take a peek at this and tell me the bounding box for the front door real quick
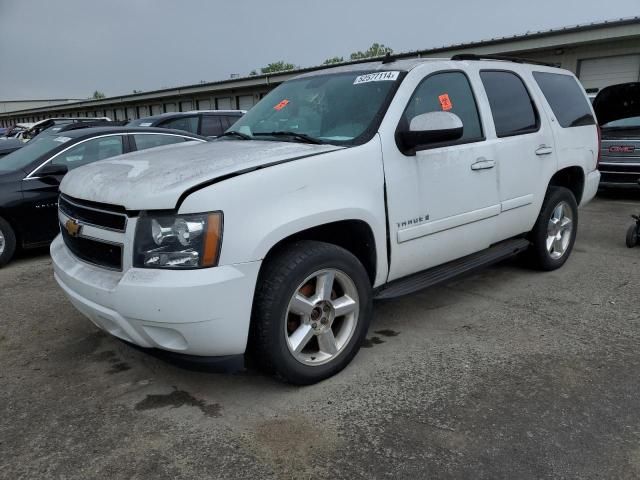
[382,70,501,281]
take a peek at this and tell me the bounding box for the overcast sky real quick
[1,0,638,99]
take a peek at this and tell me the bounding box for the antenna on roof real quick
[381,52,395,64]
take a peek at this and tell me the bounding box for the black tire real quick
[0,216,17,268]
[626,224,639,248]
[527,186,578,271]
[250,240,372,385]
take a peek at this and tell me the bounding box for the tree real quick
[261,61,296,74]
[91,90,106,99]
[349,43,393,60]
[323,56,344,65]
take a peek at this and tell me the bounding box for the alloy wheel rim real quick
[0,230,4,256]
[284,268,359,366]
[546,201,573,260]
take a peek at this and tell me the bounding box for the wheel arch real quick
[548,166,585,204]
[257,219,379,286]
[0,207,21,246]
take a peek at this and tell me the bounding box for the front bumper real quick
[51,235,261,356]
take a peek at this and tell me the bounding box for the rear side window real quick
[402,71,483,144]
[533,72,595,128]
[201,115,224,136]
[224,115,240,130]
[53,136,124,170]
[158,116,199,134]
[133,134,187,151]
[480,71,539,137]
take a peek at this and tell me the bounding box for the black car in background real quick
[593,82,640,188]
[0,125,206,266]
[128,110,244,137]
[22,117,113,140]
[0,138,24,158]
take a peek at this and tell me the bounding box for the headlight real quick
[134,211,223,269]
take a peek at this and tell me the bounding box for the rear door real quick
[157,115,199,135]
[200,115,225,137]
[479,69,558,238]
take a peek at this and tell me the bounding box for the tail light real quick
[596,125,602,168]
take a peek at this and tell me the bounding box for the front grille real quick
[61,226,123,270]
[59,194,127,232]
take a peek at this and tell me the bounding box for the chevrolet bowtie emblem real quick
[65,219,82,237]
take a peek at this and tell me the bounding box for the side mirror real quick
[398,111,464,154]
[38,163,68,177]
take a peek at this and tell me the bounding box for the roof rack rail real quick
[451,53,556,67]
[58,120,115,132]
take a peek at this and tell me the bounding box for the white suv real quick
[51,56,600,384]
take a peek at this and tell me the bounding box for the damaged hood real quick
[60,140,343,210]
[593,82,640,126]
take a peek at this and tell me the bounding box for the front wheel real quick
[0,216,17,268]
[250,240,372,385]
[527,186,578,271]
[627,224,639,248]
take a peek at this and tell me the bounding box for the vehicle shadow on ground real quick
[12,246,50,263]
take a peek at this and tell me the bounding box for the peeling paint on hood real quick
[60,139,344,210]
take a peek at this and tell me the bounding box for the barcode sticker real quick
[353,71,400,85]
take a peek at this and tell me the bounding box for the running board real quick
[374,238,530,300]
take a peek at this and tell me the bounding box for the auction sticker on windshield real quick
[353,71,400,85]
[53,136,72,143]
[274,99,290,111]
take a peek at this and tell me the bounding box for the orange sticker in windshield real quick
[274,99,290,111]
[438,93,453,111]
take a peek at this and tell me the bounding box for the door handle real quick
[471,159,496,171]
[535,145,553,156]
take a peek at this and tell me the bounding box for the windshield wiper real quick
[219,130,252,140]
[253,131,324,145]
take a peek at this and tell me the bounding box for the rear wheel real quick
[250,241,372,385]
[0,216,17,268]
[626,224,639,248]
[527,186,578,271]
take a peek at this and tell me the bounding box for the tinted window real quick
[533,72,595,128]
[603,116,640,128]
[0,134,71,172]
[224,115,240,130]
[159,116,199,134]
[403,71,483,143]
[201,115,224,136]
[53,136,124,170]
[480,71,538,137]
[133,134,188,151]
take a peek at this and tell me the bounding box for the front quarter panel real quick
[179,137,389,286]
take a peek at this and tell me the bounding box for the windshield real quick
[0,134,71,172]
[602,116,640,129]
[228,70,403,145]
